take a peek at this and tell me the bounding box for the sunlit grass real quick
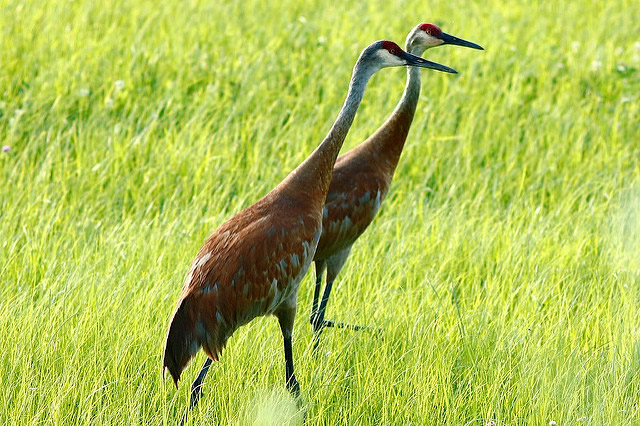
[1,0,639,424]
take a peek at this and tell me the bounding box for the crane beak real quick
[440,32,484,50]
[402,51,458,74]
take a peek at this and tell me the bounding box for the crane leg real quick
[190,358,213,408]
[311,247,350,350]
[311,275,334,351]
[310,246,380,352]
[179,357,213,425]
[310,260,326,324]
[277,305,301,396]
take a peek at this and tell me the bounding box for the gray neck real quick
[363,43,426,168]
[316,61,375,162]
[277,60,377,201]
[394,44,426,117]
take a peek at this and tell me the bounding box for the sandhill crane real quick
[162,40,457,420]
[308,24,482,345]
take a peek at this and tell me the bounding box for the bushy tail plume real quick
[163,297,200,387]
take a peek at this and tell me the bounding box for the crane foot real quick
[310,314,383,352]
[286,374,301,397]
[321,319,381,333]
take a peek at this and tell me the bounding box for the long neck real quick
[365,44,425,172]
[277,61,375,205]
[396,55,423,123]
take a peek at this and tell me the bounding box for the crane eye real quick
[420,23,442,37]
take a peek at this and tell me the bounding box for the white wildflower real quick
[571,41,580,53]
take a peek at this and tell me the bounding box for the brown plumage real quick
[309,24,483,342]
[162,39,457,419]
[163,193,320,382]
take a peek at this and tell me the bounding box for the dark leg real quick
[179,357,213,426]
[309,260,326,324]
[277,306,300,397]
[311,247,380,351]
[190,358,212,408]
[311,276,335,351]
[311,247,350,350]
[283,334,300,396]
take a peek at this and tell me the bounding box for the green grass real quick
[1,0,639,424]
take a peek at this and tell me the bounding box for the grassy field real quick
[1,0,639,424]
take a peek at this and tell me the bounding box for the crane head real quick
[361,40,457,74]
[407,23,484,53]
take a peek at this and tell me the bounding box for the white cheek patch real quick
[415,34,443,50]
[432,37,445,47]
[376,49,404,67]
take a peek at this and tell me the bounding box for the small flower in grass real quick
[115,80,125,91]
[486,421,497,426]
[571,41,580,53]
[79,88,90,97]
[9,109,23,127]
[2,145,10,153]
[549,421,557,426]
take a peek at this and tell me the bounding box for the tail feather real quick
[163,297,201,387]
